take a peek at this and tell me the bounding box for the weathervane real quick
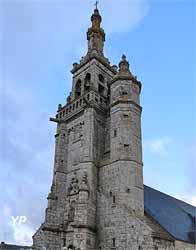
[94,0,99,9]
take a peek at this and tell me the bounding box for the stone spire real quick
[87,6,105,57]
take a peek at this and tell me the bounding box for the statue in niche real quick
[79,172,89,192]
[68,200,76,222]
[68,172,79,195]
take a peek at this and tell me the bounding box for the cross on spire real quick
[94,0,99,9]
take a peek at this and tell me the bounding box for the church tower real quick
[33,6,148,250]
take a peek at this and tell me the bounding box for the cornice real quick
[109,75,142,93]
[71,55,117,75]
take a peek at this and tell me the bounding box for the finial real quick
[91,1,102,28]
[94,0,99,10]
[122,54,126,60]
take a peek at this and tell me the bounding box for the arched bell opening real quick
[84,73,91,92]
[75,79,82,98]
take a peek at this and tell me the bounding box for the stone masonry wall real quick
[175,240,196,250]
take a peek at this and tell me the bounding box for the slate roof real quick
[144,185,196,244]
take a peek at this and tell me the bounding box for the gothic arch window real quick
[75,79,81,98]
[99,74,104,83]
[84,73,91,91]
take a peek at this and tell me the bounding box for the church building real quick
[32,6,195,250]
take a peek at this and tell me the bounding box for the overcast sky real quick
[0,0,195,246]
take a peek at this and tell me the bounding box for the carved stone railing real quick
[57,91,108,121]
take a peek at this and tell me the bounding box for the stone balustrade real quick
[57,91,108,121]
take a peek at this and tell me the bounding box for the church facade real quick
[33,7,195,250]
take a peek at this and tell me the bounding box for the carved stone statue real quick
[68,172,79,195]
[79,172,89,192]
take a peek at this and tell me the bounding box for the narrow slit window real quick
[112,238,116,247]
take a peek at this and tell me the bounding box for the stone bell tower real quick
[33,6,145,250]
